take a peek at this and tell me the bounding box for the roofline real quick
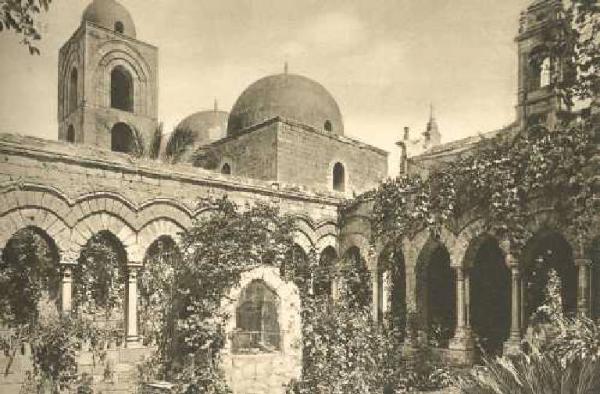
[209,117,388,157]
[0,133,343,206]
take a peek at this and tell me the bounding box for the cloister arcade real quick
[1,183,598,363]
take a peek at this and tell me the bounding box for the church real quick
[0,0,597,393]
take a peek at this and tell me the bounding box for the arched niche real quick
[315,246,337,298]
[111,122,135,153]
[415,238,455,348]
[75,230,128,330]
[521,230,577,327]
[1,226,62,324]
[466,235,510,356]
[111,65,134,112]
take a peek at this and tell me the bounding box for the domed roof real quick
[176,109,228,146]
[227,73,344,136]
[82,0,136,38]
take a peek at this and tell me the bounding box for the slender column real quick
[60,262,75,315]
[576,258,592,317]
[504,256,522,354]
[372,266,383,323]
[450,266,474,356]
[125,263,142,347]
[464,271,471,330]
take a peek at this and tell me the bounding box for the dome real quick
[82,0,136,38]
[165,109,228,164]
[175,110,228,146]
[227,73,344,136]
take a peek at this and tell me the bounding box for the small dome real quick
[82,0,136,38]
[175,110,228,146]
[228,73,344,136]
[165,109,228,164]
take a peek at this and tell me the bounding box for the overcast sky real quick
[0,0,532,172]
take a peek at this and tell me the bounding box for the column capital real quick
[60,260,78,268]
[127,262,143,270]
[452,265,465,279]
[505,253,519,269]
[575,258,592,267]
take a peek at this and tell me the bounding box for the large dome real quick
[227,73,344,136]
[82,0,136,38]
[176,110,228,146]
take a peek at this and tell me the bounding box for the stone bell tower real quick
[57,0,158,154]
[515,0,566,129]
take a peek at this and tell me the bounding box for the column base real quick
[503,335,522,355]
[447,329,476,366]
[125,336,143,348]
[449,328,475,350]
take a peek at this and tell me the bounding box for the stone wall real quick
[210,118,388,196]
[208,122,279,181]
[0,132,340,392]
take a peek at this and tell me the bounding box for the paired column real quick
[449,266,473,350]
[576,258,592,317]
[504,254,522,354]
[125,263,142,347]
[60,261,76,315]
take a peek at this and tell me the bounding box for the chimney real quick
[403,126,410,141]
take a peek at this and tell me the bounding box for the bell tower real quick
[57,0,158,154]
[515,0,566,129]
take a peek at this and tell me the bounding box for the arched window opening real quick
[324,120,332,132]
[111,66,134,112]
[540,57,551,87]
[221,163,231,175]
[1,227,61,324]
[522,230,577,326]
[333,162,345,192]
[469,236,510,356]
[528,48,550,91]
[315,246,337,298]
[340,247,371,309]
[233,279,280,353]
[67,125,75,143]
[115,21,124,34]
[111,122,135,153]
[69,67,78,113]
[140,236,181,345]
[75,231,127,328]
[282,244,310,292]
[416,239,455,348]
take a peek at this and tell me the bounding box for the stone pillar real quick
[60,261,76,315]
[125,263,142,347]
[504,258,522,354]
[449,266,474,364]
[576,258,592,317]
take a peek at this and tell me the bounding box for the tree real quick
[0,0,52,55]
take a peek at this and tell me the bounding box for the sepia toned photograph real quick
[1,0,600,393]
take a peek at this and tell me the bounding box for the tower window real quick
[69,67,78,113]
[111,66,134,112]
[115,21,124,34]
[221,163,231,175]
[333,162,345,192]
[324,120,332,132]
[67,125,75,143]
[540,57,551,88]
[233,280,280,353]
[111,122,135,153]
[527,47,551,91]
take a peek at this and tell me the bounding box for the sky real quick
[0,0,532,172]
